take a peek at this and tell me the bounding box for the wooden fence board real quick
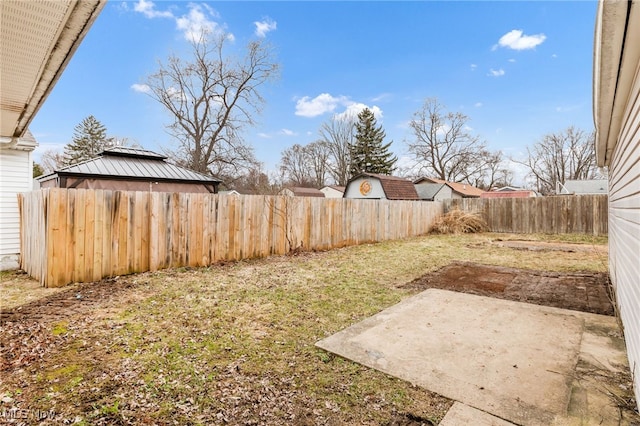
[443,195,608,236]
[21,189,445,287]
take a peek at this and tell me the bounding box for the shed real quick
[414,183,455,201]
[344,173,419,200]
[37,147,221,193]
[0,0,105,270]
[414,177,484,198]
[320,185,345,198]
[593,0,640,406]
[279,187,325,197]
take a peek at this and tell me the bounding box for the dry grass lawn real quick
[0,233,609,425]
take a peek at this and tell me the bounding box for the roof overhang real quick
[0,0,105,147]
[593,0,640,167]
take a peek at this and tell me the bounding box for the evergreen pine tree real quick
[349,108,397,177]
[63,115,109,165]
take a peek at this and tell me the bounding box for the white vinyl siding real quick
[0,148,32,267]
[608,55,640,404]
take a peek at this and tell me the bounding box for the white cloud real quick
[257,133,271,139]
[470,64,477,71]
[294,94,384,122]
[131,83,151,94]
[551,53,558,59]
[176,4,220,42]
[496,29,546,51]
[280,128,297,136]
[371,93,392,102]
[508,58,516,63]
[132,1,228,43]
[295,93,349,117]
[254,18,277,38]
[335,103,383,122]
[133,0,173,19]
[474,102,483,108]
[488,68,505,77]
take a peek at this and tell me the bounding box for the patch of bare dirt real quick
[402,262,614,316]
[1,276,149,324]
[493,239,609,254]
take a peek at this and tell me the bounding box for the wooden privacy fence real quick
[19,188,443,287]
[443,195,608,235]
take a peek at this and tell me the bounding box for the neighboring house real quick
[344,173,419,200]
[38,147,221,193]
[0,0,105,270]
[0,132,37,270]
[279,187,325,197]
[558,179,608,195]
[481,190,536,199]
[414,183,456,202]
[593,0,640,405]
[320,185,345,198]
[414,177,485,198]
[219,189,241,196]
[492,186,524,192]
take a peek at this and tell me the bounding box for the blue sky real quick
[30,1,598,184]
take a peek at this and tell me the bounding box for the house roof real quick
[353,173,419,200]
[414,177,484,198]
[493,186,525,192]
[327,185,346,193]
[285,187,325,197]
[481,190,536,198]
[37,147,221,184]
[415,183,446,200]
[560,180,608,195]
[0,0,105,143]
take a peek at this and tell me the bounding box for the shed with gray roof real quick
[37,147,221,193]
[414,183,457,201]
[558,179,608,195]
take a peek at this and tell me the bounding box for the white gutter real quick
[0,130,38,151]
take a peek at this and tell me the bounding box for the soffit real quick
[0,0,104,139]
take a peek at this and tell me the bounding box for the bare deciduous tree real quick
[408,98,491,184]
[515,126,597,194]
[318,115,355,186]
[231,164,280,195]
[278,140,331,187]
[40,149,66,173]
[467,150,514,190]
[279,144,314,187]
[145,32,279,176]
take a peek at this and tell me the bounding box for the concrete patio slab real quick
[439,402,516,426]
[316,289,627,425]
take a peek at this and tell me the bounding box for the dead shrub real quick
[430,209,488,234]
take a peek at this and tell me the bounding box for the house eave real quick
[593,0,639,167]
[0,0,106,139]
